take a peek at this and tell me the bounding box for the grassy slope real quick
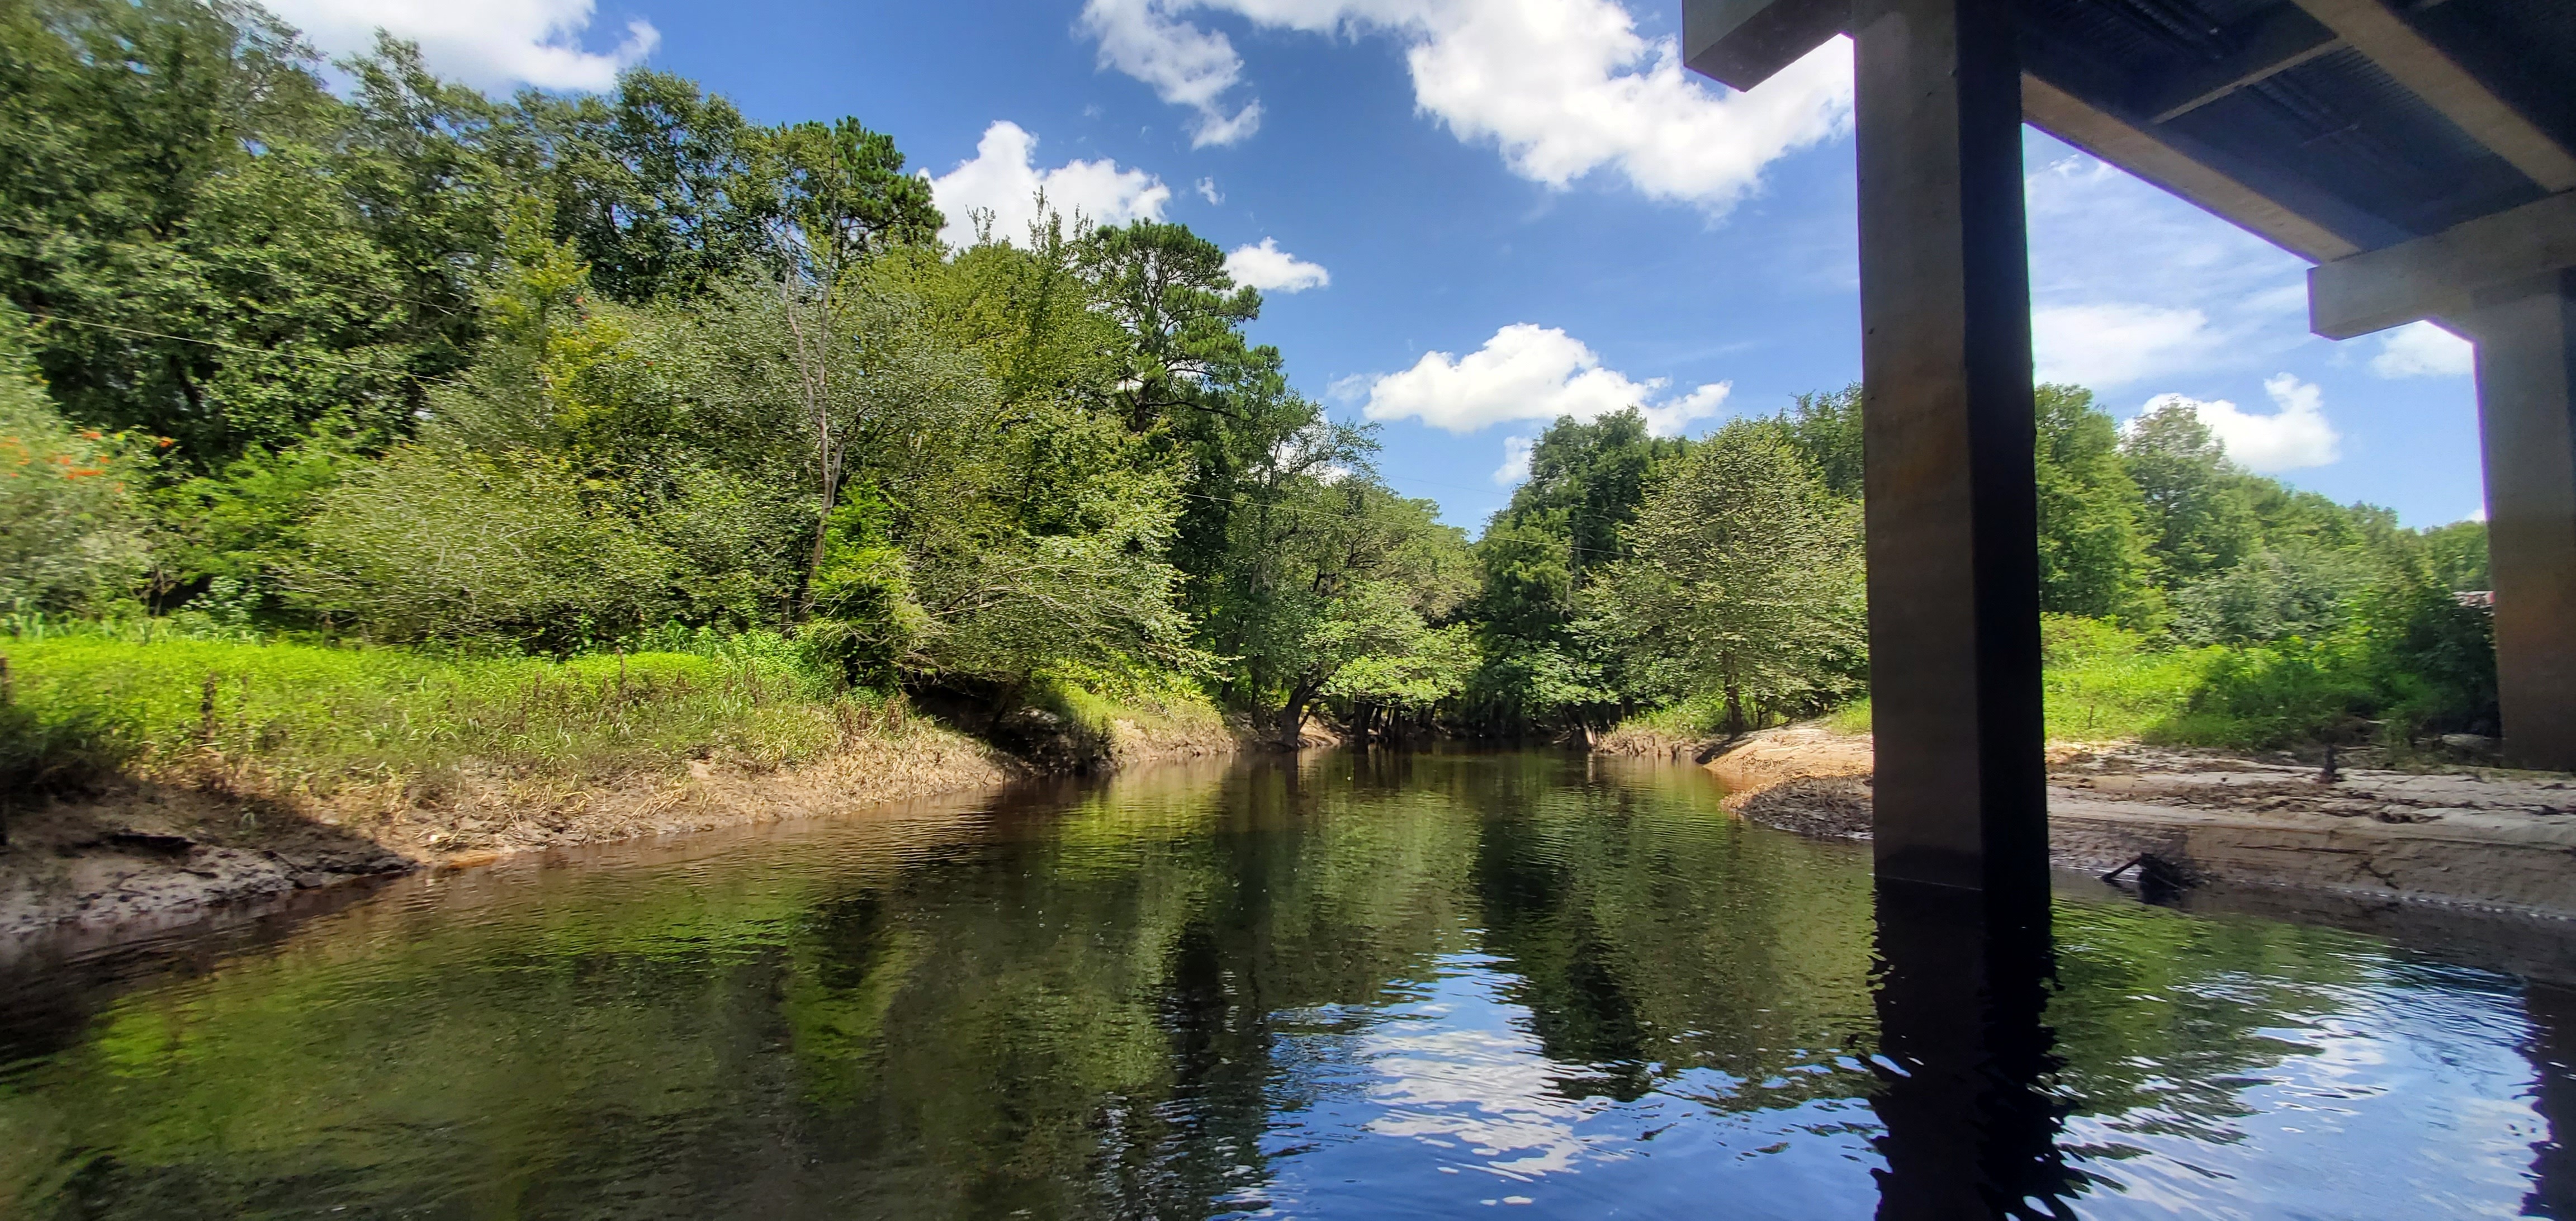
[4,631,889,800]
[1646,617,2305,748]
[3,629,1236,805]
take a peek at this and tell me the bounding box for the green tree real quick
[1594,422,1864,733]
[755,117,942,280]
[515,70,773,304]
[1464,409,1682,730]
[1204,424,1473,744]
[2120,401,2260,585]
[2033,384,2154,622]
[1777,383,1863,498]
[0,3,505,464]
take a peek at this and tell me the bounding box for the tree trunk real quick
[1722,652,1746,737]
[1276,690,1313,750]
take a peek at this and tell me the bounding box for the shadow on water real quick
[1867,879,2077,1220]
[1,749,2574,1219]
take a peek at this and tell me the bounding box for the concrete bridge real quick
[1688,0,2576,899]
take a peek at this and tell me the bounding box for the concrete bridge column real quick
[1852,0,2049,898]
[2471,274,2576,772]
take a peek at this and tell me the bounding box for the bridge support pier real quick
[1853,0,2049,901]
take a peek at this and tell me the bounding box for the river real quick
[2,750,2570,1218]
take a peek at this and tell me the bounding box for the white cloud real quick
[924,122,1172,250]
[2139,373,2342,473]
[1085,0,1853,211]
[1195,176,1224,204]
[1494,434,1535,485]
[1223,238,1330,292]
[2033,303,2222,390]
[2023,147,2311,387]
[260,0,656,91]
[1078,0,1264,146]
[1360,323,1729,436]
[2370,321,2475,378]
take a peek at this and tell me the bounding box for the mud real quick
[1694,726,2576,918]
[3,720,1243,940]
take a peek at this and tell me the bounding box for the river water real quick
[2,750,2572,1219]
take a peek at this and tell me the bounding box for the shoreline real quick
[1679,725,2576,919]
[0,720,1242,941]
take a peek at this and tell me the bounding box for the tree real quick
[1777,383,1864,499]
[2033,384,2154,622]
[1594,423,1864,734]
[1200,422,1473,744]
[756,117,941,281]
[1464,409,1682,731]
[2120,401,2260,585]
[0,3,505,464]
[1076,220,1261,433]
[517,70,772,304]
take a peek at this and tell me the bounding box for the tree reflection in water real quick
[0,750,2566,1219]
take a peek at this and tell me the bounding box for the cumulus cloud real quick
[2034,303,2223,390]
[1360,323,1730,436]
[1494,435,1536,485]
[2139,373,2341,473]
[261,0,656,91]
[1078,0,1264,146]
[1083,0,1853,211]
[1196,176,1224,204]
[2370,321,2475,378]
[924,122,1172,249]
[2023,148,2312,386]
[1223,238,1330,292]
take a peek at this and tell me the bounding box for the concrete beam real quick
[2024,74,2362,263]
[2469,275,2576,773]
[1683,0,1846,92]
[1854,0,2048,893]
[2310,190,2576,339]
[2289,0,2576,192]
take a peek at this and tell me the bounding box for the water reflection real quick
[2528,982,2576,1219]
[0,751,2568,1219]
[1868,879,2077,1219]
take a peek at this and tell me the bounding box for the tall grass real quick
[1802,614,2461,750]
[0,626,899,798]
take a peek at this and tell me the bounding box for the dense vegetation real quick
[0,0,2495,796]
[0,0,1472,776]
[1486,387,2496,751]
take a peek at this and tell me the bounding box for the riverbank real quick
[0,715,1253,940]
[0,633,1243,938]
[1682,724,2576,917]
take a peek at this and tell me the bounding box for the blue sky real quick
[272,0,2488,532]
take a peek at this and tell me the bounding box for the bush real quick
[0,352,149,613]
[291,447,679,649]
[2157,636,2376,748]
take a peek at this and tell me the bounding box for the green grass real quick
[1027,661,1228,755]
[1701,617,2340,748]
[2038,616,2229,743]
[1,626,892,798]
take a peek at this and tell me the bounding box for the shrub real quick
[290,447,678,649]
[0,352,149,613]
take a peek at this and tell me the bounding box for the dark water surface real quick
[4,751,2574,1218]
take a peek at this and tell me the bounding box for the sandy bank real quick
[3,721,1240,940]
[1685,726,2576,918]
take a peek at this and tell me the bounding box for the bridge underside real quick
[1689,0,2576,901]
